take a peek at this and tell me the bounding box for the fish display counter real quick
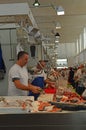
[0,96,86,129]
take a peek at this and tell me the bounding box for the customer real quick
[8,51,41,96]
[68,67,75,88]
[28,60,47,100]
[74,65,85,95]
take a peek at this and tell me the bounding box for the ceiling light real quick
[55,39,59,43]
[33,0,40,7]
[56,22,61,29]
[55,32,60,37]
[56,6,65,15]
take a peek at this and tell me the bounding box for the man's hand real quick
[28,84,42,94]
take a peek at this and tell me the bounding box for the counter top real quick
[0,112,86,130]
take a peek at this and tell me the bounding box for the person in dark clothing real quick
[0,44,6,79]
[0,44,6,73]
[68,67,75,88]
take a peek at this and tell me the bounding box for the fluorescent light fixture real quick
[33,0,40,7]
[57,66,68,69]
[56,22,61,29]
[55,39,59,43]
[55,32,60,39]
[57,6,65,15]
[57,59,67,62]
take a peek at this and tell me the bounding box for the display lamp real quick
[33,0,40,7]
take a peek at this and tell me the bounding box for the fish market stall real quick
[0,95,86,130]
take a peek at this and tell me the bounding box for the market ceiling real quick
[0,0,86,44]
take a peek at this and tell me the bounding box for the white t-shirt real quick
[8,64,29,96]
[31,69,47,81]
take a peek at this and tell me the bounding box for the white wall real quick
[0,28,17,95]
[57,42,76,59]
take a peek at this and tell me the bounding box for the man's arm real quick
[14,79,41,93]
